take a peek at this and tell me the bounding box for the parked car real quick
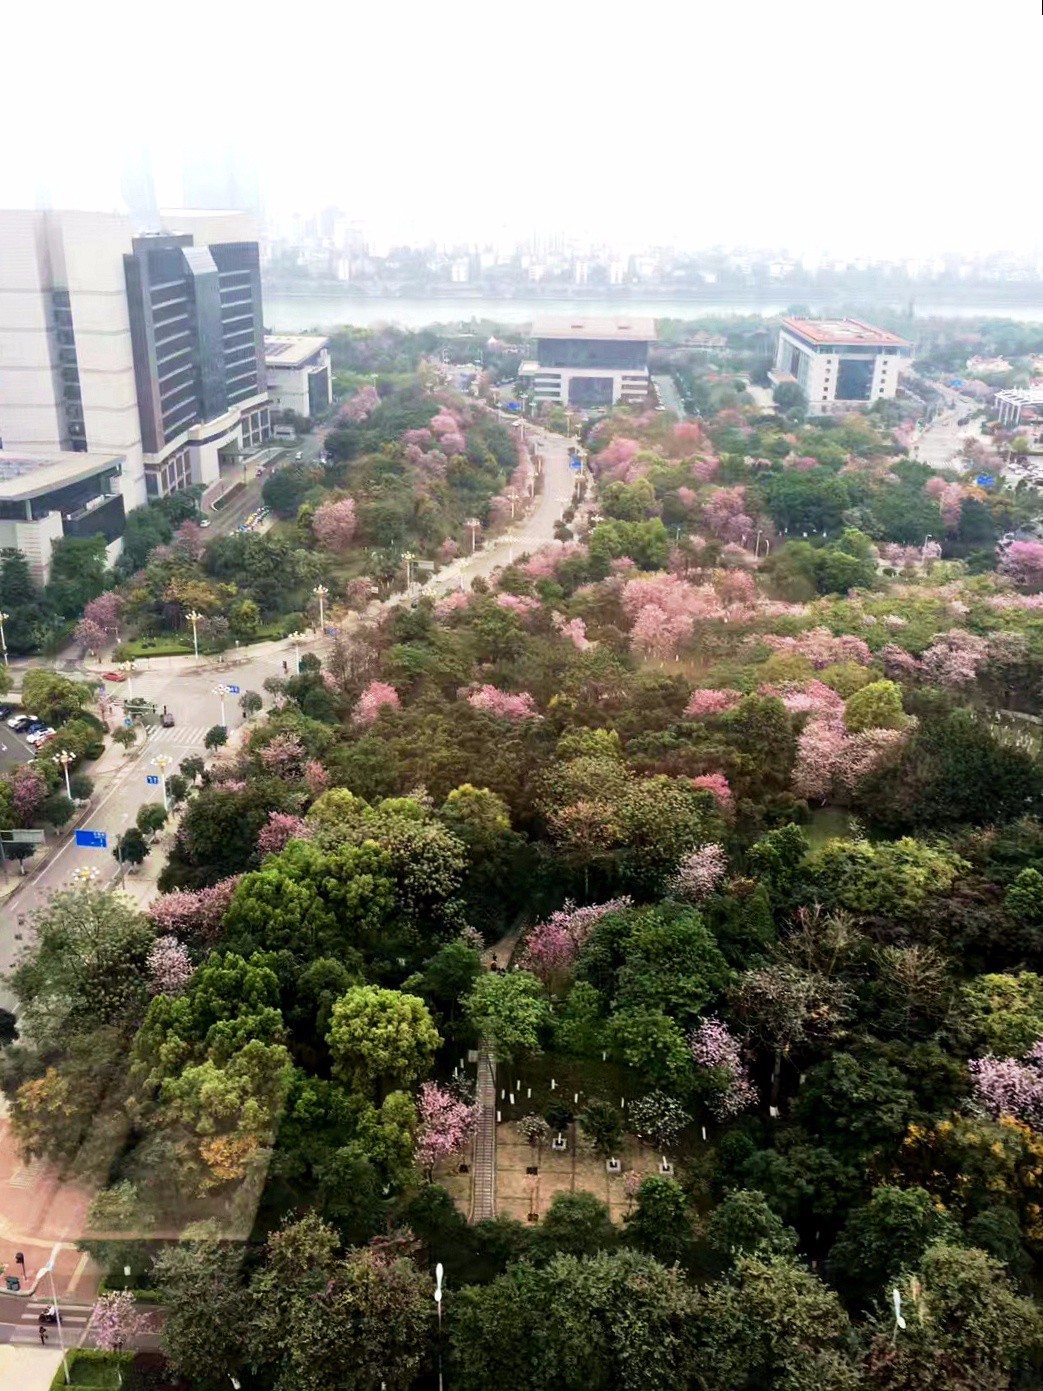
[102,670,126,682]
[26,728,54,746]
[161,710,175,728]
[199,518,211,528]
[8,713,33,731]
[0,705,13,721]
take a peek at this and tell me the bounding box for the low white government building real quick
[521,316,654,408]
[264,335,333,419]
[771,317,911,415]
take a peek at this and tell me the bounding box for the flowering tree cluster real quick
[88,1291,146,1352]
[520,897,632,986]
[690,1018,757,1118]
[465,685,539,721]
[414,1082,479,1172]
[146,935,194,996]
[518,540,583,581]
[592,436,641,482]
[701,486,754,544]
[759,680,845,719]
[353,680,401,726]
[794,715,908,802]
[496,592,541,618]
[669,844,728,901]
[257,811,313,857]
[690,774,734,813]
[11,763,47,823]
[552,613,592,650]
[920,628,990,686]
[341,384,381,422]
[434,590,471,619]
[258,733,307,779]
[148,876,241,945]
[304,759,329,797]
[312,496,358,553]
[761,628,872,668]
[969,1042,1043,1126]
[74,589,124,653]
[685,688,742,718]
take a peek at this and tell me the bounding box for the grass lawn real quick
[52,1351,132,1390]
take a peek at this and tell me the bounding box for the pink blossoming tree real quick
[257,811,313,857]
[969,1042,1043,1126]
[88,1291,146,1352]
[312,497,357,553]
[353,681,401,726]
[258,733,307,779]
[148,877,241,946]
[147,936,194,995]
[414,1082,479,1174]
[466,685,539,720]
[690,1018,757,1118]
[670,844,728,901]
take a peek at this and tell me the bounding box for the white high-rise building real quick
[770,317,912,416]
[0,209,147,510]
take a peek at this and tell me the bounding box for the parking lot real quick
[0,703,49,779]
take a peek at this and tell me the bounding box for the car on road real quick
[102,670,126,682]
[199,518,211,528]
[161,710,175,727]
[294,451,303,462]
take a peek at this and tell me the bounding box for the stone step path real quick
[470,1046,497,1223]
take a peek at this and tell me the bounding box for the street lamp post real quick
[289,632,303,675]
[312,584,329,634]
[402,552,415,591]
[152,754,172,812]
[120,660,135,701]
[53,749,74,800]
[40,1260,69,1384]
[212,684,231,728]
[72,866,100,887]
[434,1261,444,1391]
[465,517,481,554]
[506,489,518,520]
[0,609,8,666]
[186,609,203,660]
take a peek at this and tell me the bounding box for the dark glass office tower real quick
[123,234,265,456]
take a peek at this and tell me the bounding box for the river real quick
[262,290,1043,332]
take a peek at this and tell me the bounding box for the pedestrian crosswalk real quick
[4,1296,92,1346]
[145,723,214,751]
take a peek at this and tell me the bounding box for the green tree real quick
[239,690,263,719]
[327,986,440,1096]
[537,1191,618,1259]
[136,802,168,837]
[204,725,228,750]
[704,1189,799,1267]
[963,972,1043,1056]
[578,1099,624,1158]
[466,970,552,1060]
[828,1185,961,1306]
[625,1175,692,1265]
[20,669,91,727]
[843,679,908,733]
[153,1241,251,1389]
[114,827,149,866]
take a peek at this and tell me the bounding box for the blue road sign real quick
[976,474,996,488]
[124,717,133,727]
[569,459,583,472]
[146,774,160,786]
[227,685,241,695]
[75,829,108,849]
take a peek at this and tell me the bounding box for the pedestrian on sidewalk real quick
[39,1325,47,1345]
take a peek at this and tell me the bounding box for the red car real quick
[101,671,127,682]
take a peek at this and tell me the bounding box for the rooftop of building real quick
[0,450,123,501]
[995,385,1043,404]
[532,316,657,342]
[264,334,330,368]
[782,317,911,348]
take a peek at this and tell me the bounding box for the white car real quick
[199,518,211,529]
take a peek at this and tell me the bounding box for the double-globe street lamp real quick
[0,609,8,666]
[186,608,204,660]
[312,584,329,634]
[52,749,74,800]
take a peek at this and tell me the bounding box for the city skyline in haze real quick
[6,0,1039,261]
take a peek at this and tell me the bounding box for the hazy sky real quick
[5,0,1040,258]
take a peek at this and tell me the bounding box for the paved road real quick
[652,373,686,418]
[0,417,576,1001]
[0,1297,92,1349]
[911,383,990,472]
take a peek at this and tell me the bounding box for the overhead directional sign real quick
[227,685,241,695]
[0,828,44,844]
[146,774,160,786]
[75,829,108,849]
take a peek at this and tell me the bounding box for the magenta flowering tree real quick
[792,717,848,803]
[629,605,694,660]
[519,897,632,987]
[402,427,433,447]
[691,773,733,813]
[257,811,313,857]
[312,497,357,554]
[592,436,641,480]
[414,1082,479,1174]
[11,763,48,823]
[552,614,592,651]
[762,628,872,668]
[73,616,109,655]
[1000,540,1043,589]
[304,759,329,797]
[759,680,845,719]
[881,644,922,681]
[429,409,461,436]
[341,384,381,422]
[496,592,540,618]
[89,1291,146,1352]
[701,486,754,544]
[83,590,124,636]
[920,629,989,686]
[353,680,401,726]
[438,538,459,563]
[148,877,241,946]
[466,685,539,721]
[685,688,742,718]
[439,430,467,456]
[670,844,728,902]
[146,935,194,996]
[690,1018,757,1118]
[969,1042,1043,1126]
[258,733,307,779]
